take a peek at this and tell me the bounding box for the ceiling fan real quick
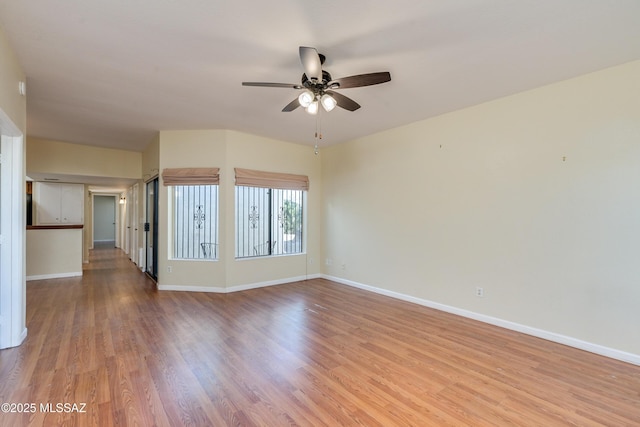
[242,46,391,114]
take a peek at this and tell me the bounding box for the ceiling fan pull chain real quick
[314,114,322,155]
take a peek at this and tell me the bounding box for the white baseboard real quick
[158,273,322,293]
[323,274,640,366]
[27,272,83,281]
[1,327,28,350]
[19,327,28,345]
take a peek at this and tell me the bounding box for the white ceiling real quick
[1,0,639,154]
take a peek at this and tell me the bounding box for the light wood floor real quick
[1,246,639,426]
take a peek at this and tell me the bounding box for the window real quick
[163,167,219,260]
[173,185,219,259]
[235,186,303,258]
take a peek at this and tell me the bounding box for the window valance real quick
[162,168,219,186]
[234,168,309,191]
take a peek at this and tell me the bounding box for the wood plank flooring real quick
[1,245,639,426]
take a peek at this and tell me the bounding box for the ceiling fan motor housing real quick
[301,70,333,95]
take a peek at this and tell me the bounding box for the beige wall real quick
[322,60,640,356]
[142,134,160,181]
[27,137,141,179]
[157,130,322,290]
[0,26,26,132]
[26,229,83,279]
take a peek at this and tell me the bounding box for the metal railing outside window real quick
[173,185,218,259]
[235,186,303,258]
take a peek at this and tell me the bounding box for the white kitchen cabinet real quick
[34,182,84,225]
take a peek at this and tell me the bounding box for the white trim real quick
[18,327,27,343]
[158,273,322,293]
[227,274,321,292]
[0,136,10,349]
[27,272,83,281]
[138,246,147,271]
[158,284,227,293]
[0,111,26,349]
[323,274,640,367]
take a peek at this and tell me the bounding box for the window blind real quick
[234,168,309,191]
[162,168,219,186]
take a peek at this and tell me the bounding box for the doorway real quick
[93,195,116,247]
[145,178,158,281]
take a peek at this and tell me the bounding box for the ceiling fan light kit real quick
[242,46,391,115]
[320,94,337,112]
[307,101,319,115]
[298,90,337,114]
[298,90,314,108]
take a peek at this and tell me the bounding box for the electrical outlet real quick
[326,258,333,266]
[476,287,484,297]
[167,266,172,273]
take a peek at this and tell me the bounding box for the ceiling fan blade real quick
[299,46,322,81]
[242,82,303,89]
[326,91,360,111]
[282,98,301,112]
[329,71,391,89]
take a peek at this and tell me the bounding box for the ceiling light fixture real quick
[320,94,336,112]
[243,46,391,116]
[306,100,319,115]
[298,90,314,108]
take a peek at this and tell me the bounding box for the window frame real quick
[169,183,219,261]
[235,185,305,259]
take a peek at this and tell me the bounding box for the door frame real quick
[91,193,118,247]
[145,178,159,281]
[0,109,27,349]
[129,183,139,266]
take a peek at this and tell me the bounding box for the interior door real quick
[145,178,158,280]
[133,183,139,265]
[124,189,131,256]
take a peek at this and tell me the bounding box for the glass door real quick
[145,178,159,281]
